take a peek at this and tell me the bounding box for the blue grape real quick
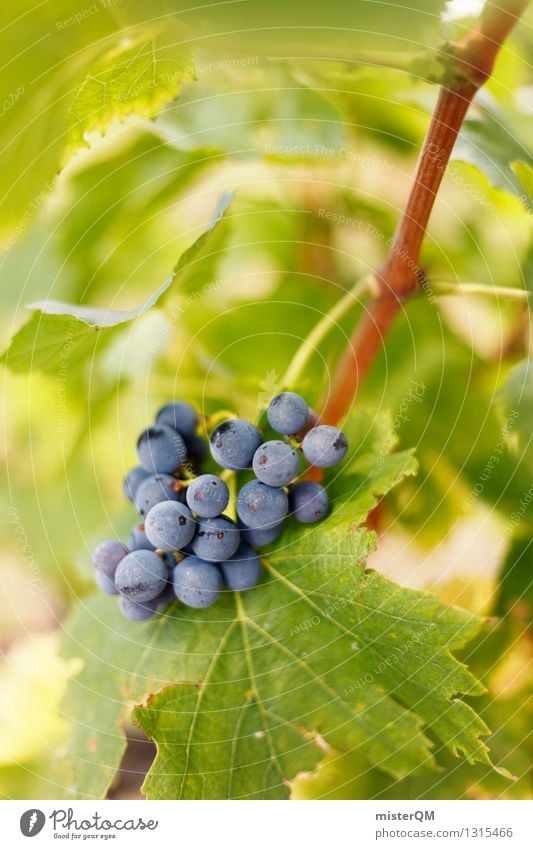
[301,425,348,468]
[172,557,222,608]
[240,522,284,547]
[210,418,262,470]
[92,539,128,579]
[128,522,156,551]
[134,473,181,517]
[115,550,167,602]
[236,480,288,530]
[144,501,195,551]
[123,466,150,502]
[220,542,262,591]
[119,595,158,621]
[253,440,299,487]
[267,391,308,435]
[289,481,329,523]
[137,424,186,474]
[191,515,240,562]
[186,474,230,518]
[94,569,118,595]
[156,401,198,438]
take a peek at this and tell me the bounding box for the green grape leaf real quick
[294,620,532,799]
[67,34,195,150]
[0,3,195,250]
[293,682,531,800]
[54,131,223,304]
[0,194,233,376]
[57,411,492,800]
[0,0,447,250]
[452,96,533,201]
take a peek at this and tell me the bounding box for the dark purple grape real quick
[267,392,308,435]
[289,481,329,523]
[137,424,186,474]
[94,569,118,595]
[92,539,128,579]
[191,516,240,562]
[186,474,230,518]
[301,425,348,468]
[253,440,299,487]
[173,557,222,608]
[210,418,262,470]
[236,480,288,530]
[144,501,196,551]
[219,542,262,591]
[134,473,181,517]
[240,522,284,547]
[119,596,158,621]
[156,401,198,438]
[115,550,167,602]
[123,466,150,502]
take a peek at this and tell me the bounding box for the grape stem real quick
[283,273,377,390]
[428,281,530,301]
[322,0,529,425]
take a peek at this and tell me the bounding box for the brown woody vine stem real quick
[322,0,529,426]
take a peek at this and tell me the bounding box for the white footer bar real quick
[3,799,532,849]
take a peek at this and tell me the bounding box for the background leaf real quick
[0,194,232,376]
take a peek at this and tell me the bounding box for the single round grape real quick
[119,595,158,621]
[186,474,230,518]
[240,522,284,547]
[220,542,262,592]
[144,501,195,551]
[115,550,167,603]
[253,440,300,487]
[267,391,308,435]
[301,425,348,468]
[156,401,198,438]
[173,557,222,608]
[123,466,150,502]
[92,539,128,579]
[94,569,118,595]
[134,473,181,517]
[236,480,288,530]
[128,522,156,551]
[289,481,330,523]
[137,424,186,474]
[210,418,262,471]
[191,516,240,562]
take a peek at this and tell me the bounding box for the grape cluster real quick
[92,393,348,621]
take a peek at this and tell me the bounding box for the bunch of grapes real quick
[92,392,348,621]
